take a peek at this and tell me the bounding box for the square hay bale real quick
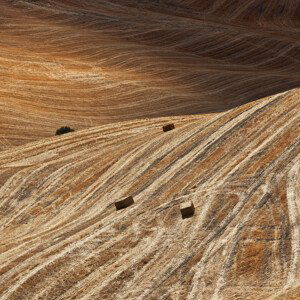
[180,201,195,219]
[163,123,175,132]
[115,196,134,210]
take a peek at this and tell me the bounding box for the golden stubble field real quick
[0,0,299,149]
[0,0,299,299]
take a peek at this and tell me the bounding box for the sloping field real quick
[1,1,300,299]
[0,0,299,149]
[0,89,299,299]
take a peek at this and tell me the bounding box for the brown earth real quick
[0,1,299,299]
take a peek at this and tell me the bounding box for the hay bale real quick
[115,196,134,210]
[180,201,195,219]
[162,123,175,132]
[55,126,74,136]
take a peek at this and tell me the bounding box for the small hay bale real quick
[162,123,175,132]
[180,201,195,219]
[115,196,134,210]
[55,126,74,136]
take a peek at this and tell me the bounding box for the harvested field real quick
[0,0,299,149]
[0,1,299,299]
[0,89,299,299]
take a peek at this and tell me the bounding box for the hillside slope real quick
[0,89,299,299]
[0,0,299,149]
